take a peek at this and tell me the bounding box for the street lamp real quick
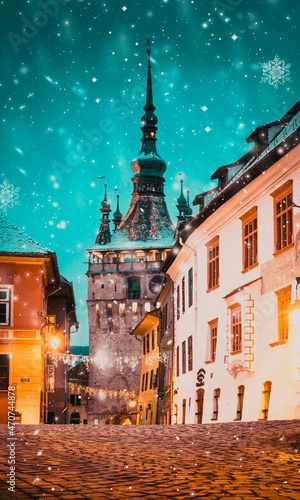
[49,337,60,350]
[290,277,300,326]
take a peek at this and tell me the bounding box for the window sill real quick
[242,263,258,274]
[230,350,242,355]
[206,285,220,294]
[273,243,294,258]
[204,360,215,364]
[269,340,287,347]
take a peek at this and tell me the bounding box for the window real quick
[119,303,125,318]
[209,320,218,361]
[182,341,186,374]
[259,381,272,420]
[161,303,168,337]
[145,302,151,313]
[149,369,154,390]
[207,237,219,290]
[146,333,150,353]
[188,268,193,307]
[0,289,10,326]
[132,302,138,317]
[107,303,112,316]
[151,330,155,350]
[145,372,149,391]
[231,305,242,353]
[188,336,193,371]
[241,207,258,271]
[182,399,186,424]
[272,181,293,253]
[236,385,245,421]
[142,373,145,391]
[177,285,180,320]
[143,336,146,356]
[153,368,158,389]
[0,354,9,390]
[212,388,220,421]
[182,277,185,314]
[176,346,180,377]
[70,394,81,406]
[127,277,141,299]
[276,286,291,341]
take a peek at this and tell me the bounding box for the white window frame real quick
[0,288,10,326]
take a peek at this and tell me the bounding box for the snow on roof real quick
[0,213,53,255]
[88,226,175,252]
[205,109,300,209]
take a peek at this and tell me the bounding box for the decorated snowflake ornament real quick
[0,178,20,213]
[260,55,292,89]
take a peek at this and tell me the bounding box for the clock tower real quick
[86,40,175,423]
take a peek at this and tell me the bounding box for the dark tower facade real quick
[86,41,174,424]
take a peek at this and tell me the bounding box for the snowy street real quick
[0,420,299,499]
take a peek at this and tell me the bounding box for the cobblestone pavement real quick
[0,421,299,500]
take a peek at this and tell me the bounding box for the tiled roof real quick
[88,226,174,252]
[0,213,52,255]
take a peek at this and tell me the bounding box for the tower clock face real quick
[149,275,164,294]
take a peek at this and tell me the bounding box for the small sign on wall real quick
[196,368,206,387]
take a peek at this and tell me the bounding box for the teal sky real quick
[1,0,299,344]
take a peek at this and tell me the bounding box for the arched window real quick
[236,385,245,421]
[259,381,272,420]
[212,388,220,421]
[127,277,141,299]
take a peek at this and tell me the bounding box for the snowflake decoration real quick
[0,178,20,213]
[260,55,292,89]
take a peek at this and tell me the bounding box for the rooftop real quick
[0,213,53,255]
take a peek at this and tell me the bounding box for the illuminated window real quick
[207,237,219,290]
[132,302,138,317]
[241,207,258,271]
[95,303,100,326]
[188,268,193,307]
[188,335,193,371]
[107,303,112,317]
[272,180,293,253]
[231,305,242,353]
[276,286,291,341]
[182,340,186,374]
[209,319,218,362]
[119,303,125,318]
[145,302,151,313]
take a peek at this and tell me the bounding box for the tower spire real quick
[113,194,123,231]
[140,37,158,155]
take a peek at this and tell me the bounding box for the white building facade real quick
[163,103,300,424]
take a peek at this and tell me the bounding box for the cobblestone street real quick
[0,421,299,500]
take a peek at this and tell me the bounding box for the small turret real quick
[95,184,111,245]
[113,194,123,231]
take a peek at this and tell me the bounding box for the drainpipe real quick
[179,236,198,424]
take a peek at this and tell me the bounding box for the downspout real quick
[179,236,198,424]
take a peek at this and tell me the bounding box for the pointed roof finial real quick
[101,183,110,209]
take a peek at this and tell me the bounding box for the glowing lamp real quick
[290,299,300,326]
[129,400,137,408]
[49,337,60,349]
[290,278,300,326]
